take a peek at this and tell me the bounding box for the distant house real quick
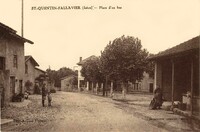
[149,36,199,117]
[25,55,39,94]
[61,75,76,92]
[0,22,33,106]
[76,55,97,91]
[24,55,46,94]
[129,72,154,93]
[111,72,154,93]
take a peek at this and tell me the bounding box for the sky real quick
[0,0,199,71]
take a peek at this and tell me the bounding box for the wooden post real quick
[21,0,24,37]
[154,62,157,90]
[190,58,194,115]
[171,60,175,107]
[78,79,80,91]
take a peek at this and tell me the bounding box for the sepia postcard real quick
[0,0,200,131]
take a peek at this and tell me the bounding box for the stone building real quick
[61,75,76,92]
[24,55,39,94]
[24,56,46,94]
[0,22,33,106]
[128,72,154,93]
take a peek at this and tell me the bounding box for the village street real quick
[1,91,199,132]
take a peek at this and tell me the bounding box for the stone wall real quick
[5,38,25,94]
[0,70,10,106]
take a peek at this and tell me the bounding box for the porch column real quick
[78,79,80,91]
[190,58,194,115]
[171,60,175,107]
[154,62,157,90]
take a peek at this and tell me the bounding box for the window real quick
[13,55,18,68]
[25,64,28,74]
[0,57,5,70]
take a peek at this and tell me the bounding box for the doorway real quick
[149,83,153,93]
[0,57,5,70]
[19,80,23,94]
[10,76,15,100]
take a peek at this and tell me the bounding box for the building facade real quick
[61,75,76,92]
[0,22,33,106]
[24,56,39,94]
[130,72,154,93]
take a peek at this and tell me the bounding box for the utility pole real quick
[21,0,24,37]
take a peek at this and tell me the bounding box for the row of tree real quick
[81,35,154,96]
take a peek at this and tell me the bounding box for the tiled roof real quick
[25,55,39,66]
[77,55,97,65]
[25,55,31,61]
[0,22,16,33]
[60,75,76,80]
[149,36,199,60]
[35,67,46,73]
[0,22,34,44]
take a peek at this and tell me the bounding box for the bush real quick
[50,89,56,93]
[25,80,33,91]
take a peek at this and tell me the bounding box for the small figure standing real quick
[42,83,47,107]
[47,91,52,106]
[24,90,29,99]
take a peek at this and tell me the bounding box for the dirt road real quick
[2,92,167,132]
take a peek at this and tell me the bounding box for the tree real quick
[81,57,103,82]
[145,53,155,78]
[81,56,104,92]
[25,80,33,91]
[100,35,149,98]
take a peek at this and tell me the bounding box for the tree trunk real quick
[103,76,108,96]
[92,82,94,93]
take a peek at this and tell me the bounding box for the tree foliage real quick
[145,53,155,78]
[81,56,103,83]
[100,35,149,83]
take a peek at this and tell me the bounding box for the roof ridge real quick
[0,22,17,33]
[149,36,199,60]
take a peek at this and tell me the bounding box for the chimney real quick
[79,57,82,62]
